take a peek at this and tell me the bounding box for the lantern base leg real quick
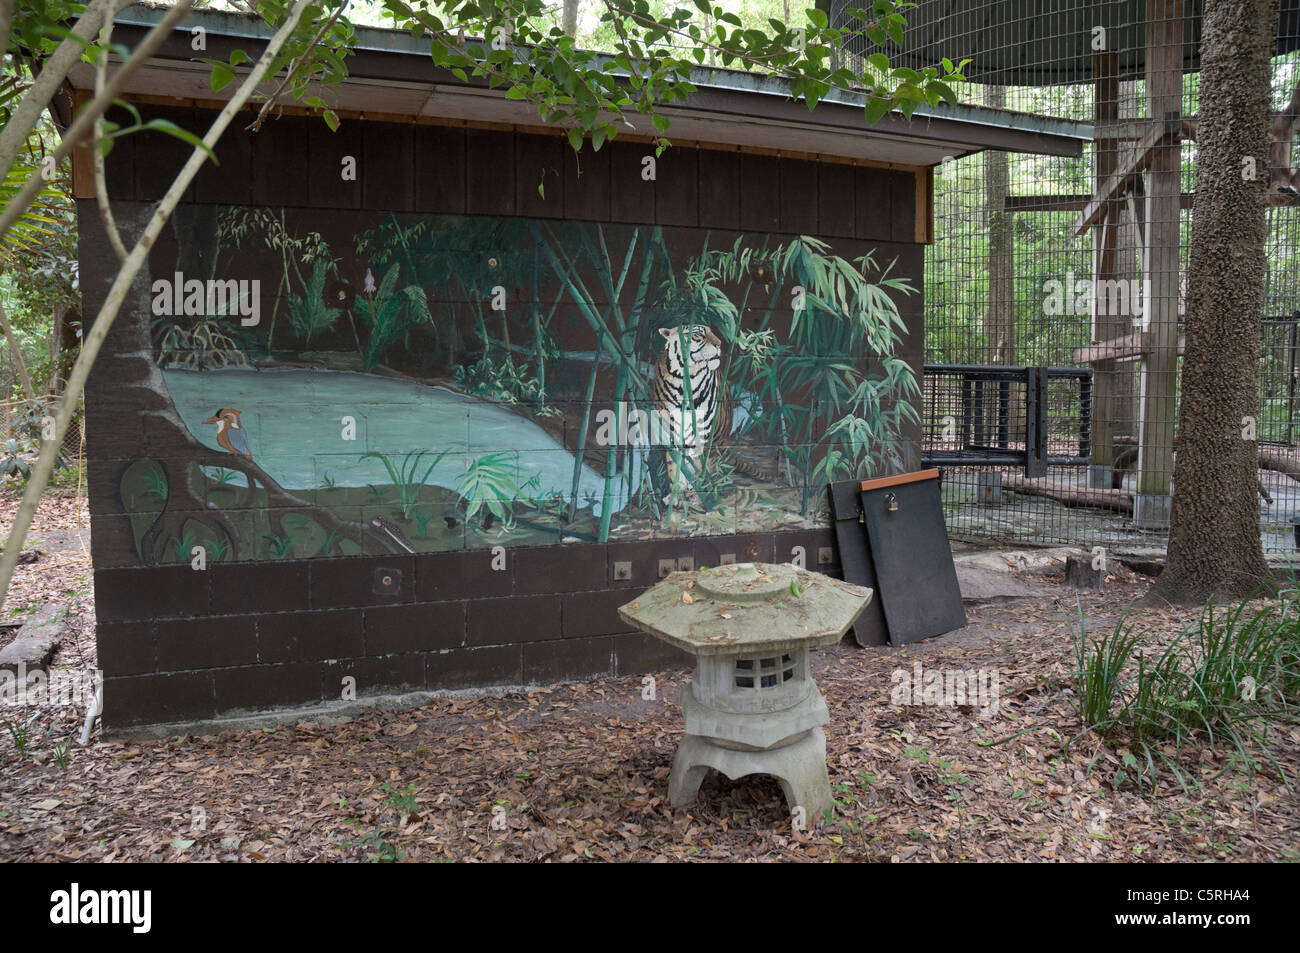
[667,727,831,820]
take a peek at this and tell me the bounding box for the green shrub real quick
[1071,596,1300,791]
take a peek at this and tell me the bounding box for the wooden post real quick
[1089,52,1121,488]
[1135,0,1182,526]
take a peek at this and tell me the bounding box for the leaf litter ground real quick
[1,487,1297,862]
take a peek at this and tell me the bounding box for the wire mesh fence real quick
[827,0,1300,554]
[0,397,84,469]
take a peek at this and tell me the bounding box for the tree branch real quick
[0,0,132,182]
[247,0,350,132]
[0,297,35,400]
[0,0,193,247]
[0,0,317,610]
[92,19,128,264]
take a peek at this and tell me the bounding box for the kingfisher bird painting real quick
[203,408,252,458]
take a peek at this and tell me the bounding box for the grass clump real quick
[1070,596,1300,791]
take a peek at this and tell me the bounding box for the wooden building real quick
[69,6,1087,732]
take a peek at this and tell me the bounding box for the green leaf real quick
[863,97,891,124]
[927,80,958,106]
[807,8,828,29]
[203,60,234,92]
[566,127,583,151]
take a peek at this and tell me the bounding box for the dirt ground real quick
[0,485,1297,862]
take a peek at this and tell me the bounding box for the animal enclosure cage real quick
[826,0,1300,554]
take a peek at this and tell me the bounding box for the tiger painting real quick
[646,324,724,505]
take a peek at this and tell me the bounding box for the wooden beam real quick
[1136,0,1183,504]
[1007,192,1193,212]
[1074,115,1182,234]
[1090,51,1122,472]
[99,90,930,174]
[917,166,931,244]
[70,87,95,200]
[1096,116,1198,140]
[1074,332,1185,364]
[858,468,939,492]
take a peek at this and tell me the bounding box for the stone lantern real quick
[619,562,872,820]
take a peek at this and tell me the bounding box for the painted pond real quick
[163,366,620,516]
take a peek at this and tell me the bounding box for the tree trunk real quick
[47,303,80,396]
[1065,554,1104,590]
[1150,0,1275,603]
[1003,474,1134,513]
[0,298,35,400]
[562,0,578,37]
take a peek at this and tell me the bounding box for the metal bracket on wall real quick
[372,567,403,597]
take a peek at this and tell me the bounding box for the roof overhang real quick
[67,4,1091,167]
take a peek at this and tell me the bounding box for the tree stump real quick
[1064,555,1104,590]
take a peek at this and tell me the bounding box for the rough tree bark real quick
[1150,0,1276,603]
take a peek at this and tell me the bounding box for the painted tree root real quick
[137,436,402,563]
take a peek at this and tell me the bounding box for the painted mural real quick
[118,207,920,563]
